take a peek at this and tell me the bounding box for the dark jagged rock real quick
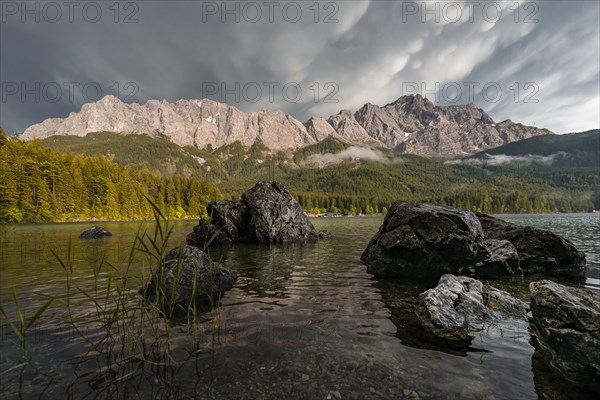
[476,213,586,276]
[187,181,318,246]
[529,280,600,395]
[415,275,529,343]
[79,226,112,239]
[361,202,490,279]
[207,200,250,242]
[473,239,522,278]
[187,200,250,247]
[362,203,586,281]
[141,245,236,307]
[187,219,230,247]
[241,181,318,244]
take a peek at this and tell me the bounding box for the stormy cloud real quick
[1,1,598,135]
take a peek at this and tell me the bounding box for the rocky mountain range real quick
[21,94,552,156]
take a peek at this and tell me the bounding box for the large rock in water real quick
[187,181,318,246]
[361,202,490,279]
[529,280,600,394]
[142,246,237,307]
[79,226,112,239]
[415,275,529,343]
[189,200,251,247]
[477,213,586,276]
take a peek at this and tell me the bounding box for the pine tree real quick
[0,138,223,222]
[0,126,7,147]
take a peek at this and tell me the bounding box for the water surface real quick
[0,214,598,399]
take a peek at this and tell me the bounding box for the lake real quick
[0,214,598,399]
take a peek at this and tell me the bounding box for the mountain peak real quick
[98,95,123,105]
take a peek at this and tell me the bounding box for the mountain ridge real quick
[21,94,552,156]
[468,129,600,167]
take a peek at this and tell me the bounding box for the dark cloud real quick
[1,0,598,135]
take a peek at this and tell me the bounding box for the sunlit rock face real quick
[21,95,316,151]
[22,94,550,156]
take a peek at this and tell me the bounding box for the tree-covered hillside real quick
[471,130,600,167]
[293,136,351,163]
[0,129,222,222]
[31,129,600,217]
[41,132,221,177]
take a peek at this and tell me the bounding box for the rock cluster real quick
[362,201,590,359]
[361,202,585,280]
[145,181,323,310]
[187,181,318,246]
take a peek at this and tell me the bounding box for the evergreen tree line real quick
[0,132,222,223]
[294,189,597,215]
[37,132,600,216]
[2,127,597,222]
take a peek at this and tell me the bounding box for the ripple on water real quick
[1,216,598,399]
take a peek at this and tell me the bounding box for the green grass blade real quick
[0,302,24,343]
[25,297,54,331]
[11,290,25,333]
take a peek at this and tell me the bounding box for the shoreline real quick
[1,211,597,225]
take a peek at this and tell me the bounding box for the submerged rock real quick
[415,275,529,343]
[142,245,237,307]
[529,280,600,394]
[361,202,490,279]
[477,213,586,276]
[188,181,318,246]
[79,226,112,239]
[318,230,333,239]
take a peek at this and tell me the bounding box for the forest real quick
[0,128,222,222]
[2,127,599,223]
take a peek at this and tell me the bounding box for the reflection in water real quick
[225,241,317,299]
[0,215,598,399]
[530,333,599,400]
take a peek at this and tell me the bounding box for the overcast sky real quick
[1,0,599,135]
